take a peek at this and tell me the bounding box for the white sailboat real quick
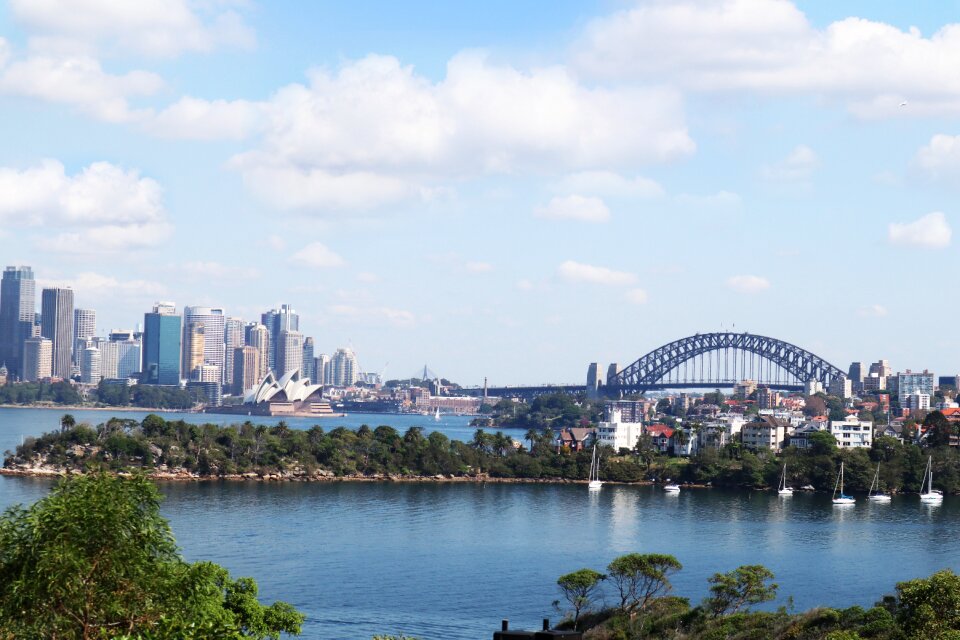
[777,463,793,496]
[434,407,441,421]
[868,462,891,502]
[588,445,603,490]
[920,455,943,504]
[832,461,855,505]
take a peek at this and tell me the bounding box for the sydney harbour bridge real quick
[466,332,846,399]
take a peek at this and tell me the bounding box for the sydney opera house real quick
[237,369,336,416]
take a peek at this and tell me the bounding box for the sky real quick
[0,0,959,386]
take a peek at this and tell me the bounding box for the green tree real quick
[705,564,778,617]
[895,569,960,639]
[556,568,605,629]
[0,474,304,639]
[606,553,682,615]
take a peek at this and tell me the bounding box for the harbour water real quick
[2,407,960,639]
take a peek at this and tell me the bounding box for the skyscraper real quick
[262,304,298,374]
[143,302,182,385]
[73,308,96,365]
[276,330,303,377]
[80,345,101,384]
[246,323,270,383]
[22,336,52,382]
[0,266,35,379]
[316,353,331,385]
[182,321,205,379]
[233,346,260,395]
[223,316,244,390]
[331,347,360,387]
[41,287,74,379]
[183,306,225,377]
[302,336,315,381]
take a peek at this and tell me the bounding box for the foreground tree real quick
[706,564,778,617]
[0,473,304,639]
[556,568,606,629]
[896,569,960,639]
[606,553,682,616]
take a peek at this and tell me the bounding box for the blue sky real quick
[0,0,958,385]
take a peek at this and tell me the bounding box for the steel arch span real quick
[609,332,845,393]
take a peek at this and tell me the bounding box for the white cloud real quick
[554,171,665,198]
[0,159,172,252]
[40,272,166,299]
[574,0,960,118]
[516,279,535,291]
[624,288,649,304]
[179,261,259,281]
[148,97,263,140]
[329,304,416,328]
[858,304,889,318]
[465,261,494,273]
[534,195,611,223]
[914,134,960,181]
[356,272,379,283]
[888,212,952,249]
[674,190,742,208]
[726,275,770,293]
[227,52,693,212]
[557,260,637,286]
[0,55,162,122]
[289,242,346,268]
[10,0,255,58]
[761,145,818,182]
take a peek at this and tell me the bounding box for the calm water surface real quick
[2,407,960,639]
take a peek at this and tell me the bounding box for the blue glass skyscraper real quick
[143,302,182,386]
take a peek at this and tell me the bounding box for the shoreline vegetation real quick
[5,411,960,496]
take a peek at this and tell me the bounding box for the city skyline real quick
[1,1,960,384]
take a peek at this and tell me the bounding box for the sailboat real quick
[920,455,943,504]
[868,462,891,502]
[588,445,603,490]
[832,461,855,505]
[434,407,441,421]
[777,463,793,496]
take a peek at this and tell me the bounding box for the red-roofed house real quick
[555,427,596,452]
[645,424,675,454]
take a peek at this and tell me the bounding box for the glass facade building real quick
[143,309,182,386]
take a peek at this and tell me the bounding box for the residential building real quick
[870,359,892,379]
[848,362,865,384]
[863,373,887,392]
[80,345,101,384]
[0,266,35,379]
[73,308,96,365]
[193,364,221,383]
[757,386,781,409]
[223,316,244,390]
[596,406,644,452]
[789,420,828,449]
[644,424,675,454]
[741,415,789,451]
[938,375,960,390]
[555,427,595,452]
[829,376,853,399]
[22,336,52,382]
[143,302,181,386]
[302,336,316,381]
[182,321,205,379]
[733,379,757,399]
[898,370,935,406]
[40,287,74,379]
[331,347,360,387]
[904,391,931,411]
[829,415,873,449]
[276,330,304,377]
[184,306,225,379]
[606,400,648,423]
[233,346,261,395]
[804,380,823,396]
[245,323,270,382]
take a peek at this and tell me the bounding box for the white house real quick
[741,415,790,452]
[829,415,873,449]
[596,407,645,452]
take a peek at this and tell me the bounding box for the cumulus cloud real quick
[10,0,255,57]
[557,260,638,286]
[888,212,952,248]
[858,304,889,318]
[41,271,166,299]
[534,195,611,223]
[913,134,960,181]
[465,261,494,273]
[761,145,818,182]
[554,171,665,198]
[289,242,346,268]
[0,159,171,251]
[624,288,649,304]
[674,190,742,208]
[148,97,263,140]
[329,304,416,328]
[179,261,260,281]
[224,52,693,213]
[574,0,960,118]
[726,275,770,293]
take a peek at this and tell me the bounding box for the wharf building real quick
[0,266,36,379]
[22,336,52,382]
[143,302,181,386]
[40,287,74,380]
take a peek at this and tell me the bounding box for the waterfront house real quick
[555,427,595,452]
[596,407,644,453]
[741,415,789,452]
[644,424,674,454]
[829,415,873,449]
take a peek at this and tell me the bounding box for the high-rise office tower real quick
[223,316,244,390]
[316,353,331,385]
[183,306,225,377]
[73,308,96,365]
[143,302,181,385]
[41,287,74,379]
[276,330,304,377]
[331,347,360,387]
[80,346,101,384]
[302,336,315,381]
[262,304,298,374]
[101,338,142,380]
[246,323,270,382]
[22,336,52,382]
[0,266,35,379]
[182,321,205,379]
[233,346,260,395]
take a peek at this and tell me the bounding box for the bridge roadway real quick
[462,381,804,399]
